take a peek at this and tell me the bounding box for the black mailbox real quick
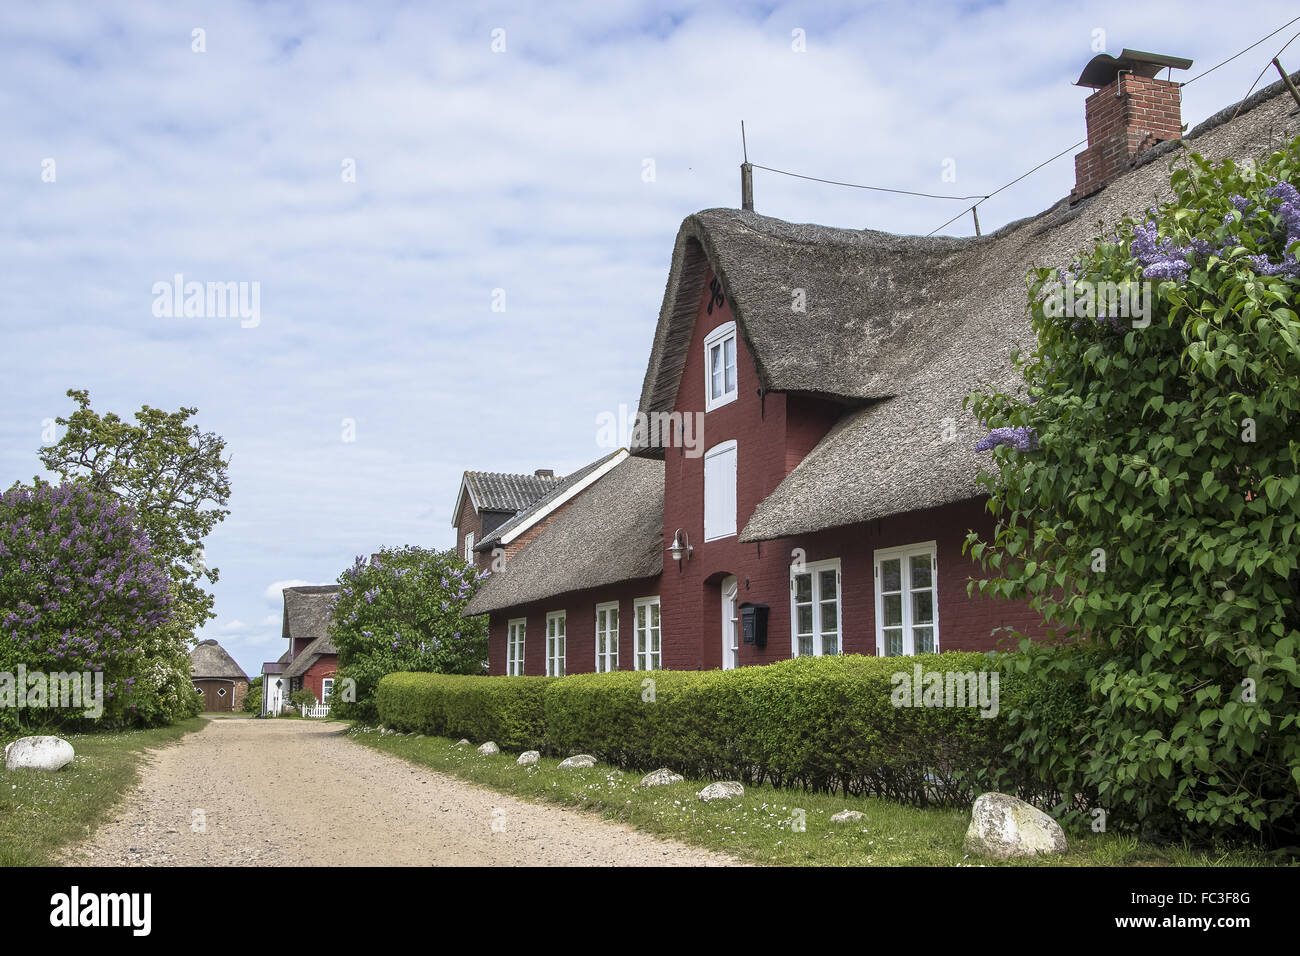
[739,602,769,648]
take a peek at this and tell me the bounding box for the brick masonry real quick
[1074,73,1183,199]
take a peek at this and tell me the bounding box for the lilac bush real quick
[0,480,194,729]
[328,545,488,722]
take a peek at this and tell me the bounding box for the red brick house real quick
[262,585,339,712]
[452,469,563,571]
[466,55,1300,677]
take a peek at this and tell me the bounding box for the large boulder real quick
[558,754,597,769]
[4,736,75,771]
[697,781,744,802]
[477,741,499,755]
[640,768,684,788]
[516,750,540,766]
[963,793,1067,859]
[830,809,865,824]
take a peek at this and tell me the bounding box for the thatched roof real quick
[630,75,1300,541]
[465,456,664,615]
[189,640,249,681]
[282,634,339,680]
[476,449,627,550]
[282,585,338,642]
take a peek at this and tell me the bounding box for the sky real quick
[3,0,1297,677]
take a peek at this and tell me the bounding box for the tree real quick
[0,481,198,729]
[967,139,1300,844]
[328,546,488,722]
[38,389,231,631]
[243,675,263,714]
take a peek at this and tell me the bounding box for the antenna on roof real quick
[740,121,754,212]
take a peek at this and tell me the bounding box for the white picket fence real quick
[300,703,331,718]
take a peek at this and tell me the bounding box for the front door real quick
[721,576,739,670]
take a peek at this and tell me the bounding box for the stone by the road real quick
[4,735,75,771]
[697,781,744,802]
[963,792,1067,859]
[640,768,684,787]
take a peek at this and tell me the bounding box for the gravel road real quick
[61,717,738,866]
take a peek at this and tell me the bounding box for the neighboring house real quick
[261,585,339,712]
[472,449,628,567]
[452,468,564,570]
[190,639,250,712]
[466,54,1300,676]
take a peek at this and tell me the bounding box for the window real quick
[595,602,619,672]
[464,531,475,564]
[506,618,526,676]
[703,322,738,411]
[634,597,661,670]
[791,558,842,657]
[321,678,335,702]
[546,611,566,676]
[217,686,227,697]
[874,542,939,656]
[703,440,737,541]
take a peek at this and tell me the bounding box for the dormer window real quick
[704,322,738,411]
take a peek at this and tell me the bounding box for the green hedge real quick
[377,652,1092,808]
[376,673,554,751]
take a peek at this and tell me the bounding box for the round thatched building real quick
[189,639,250,712]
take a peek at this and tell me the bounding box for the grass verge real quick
[346,725,1281,867]
[0,718,207,866]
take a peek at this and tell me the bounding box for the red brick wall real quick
[487,576,662,675]
[1074,73,1182,198]
[301,654,338,703]
[454,489,486,570]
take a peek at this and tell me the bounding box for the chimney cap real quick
[1075,48,1192,89]
[534,468,555,478]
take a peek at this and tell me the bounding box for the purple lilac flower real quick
[975,426,1039,453]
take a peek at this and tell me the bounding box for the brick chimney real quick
[1072,49,1192,201]
[534,468,554,478]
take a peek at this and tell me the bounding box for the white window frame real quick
[321,678,335,702]
[703,439,738,542]
[633,596,661,671]
[545,610,567,677]
[464,531,475,563]
[506,618,526,676]
[873,541,940,657]
[703,321,738,412]
[790,558,842,658]
[595,601,619,673]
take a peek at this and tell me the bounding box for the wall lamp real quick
[667,528,693,566]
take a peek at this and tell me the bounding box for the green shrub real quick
[289,689,317,710]
[544,653,1009,804]
[378,653,1071,810]
[968,138,1300,844]
[377,673,553,751]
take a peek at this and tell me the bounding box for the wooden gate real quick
[193,679,232,712]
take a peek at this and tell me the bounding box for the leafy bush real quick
[968,138,1300,844]
[377,673,552,750]
[378,654,1039,808]
[289,688,317,710]
[328,546,488,723]
[0,480,191,730]
[243,675,263,714]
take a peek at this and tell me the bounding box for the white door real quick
[722,576,739,670]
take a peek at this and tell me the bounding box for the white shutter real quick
[704,441,737,541]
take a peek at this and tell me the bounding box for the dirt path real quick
[61,717,738,866]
